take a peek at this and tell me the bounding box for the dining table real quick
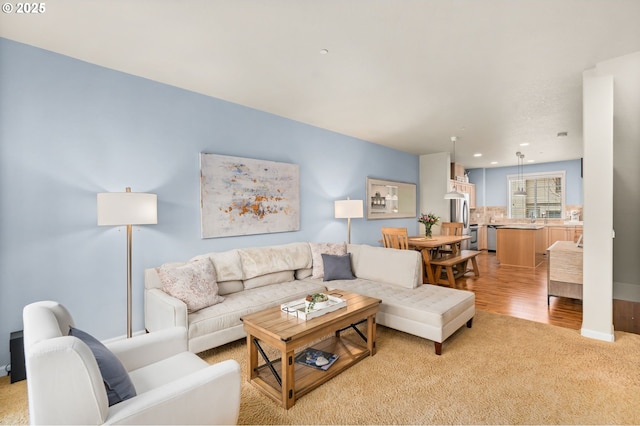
[408,235,471,284]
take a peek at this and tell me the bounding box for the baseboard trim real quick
[581,327,615,342]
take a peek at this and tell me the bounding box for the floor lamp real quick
[97,187,157,338]
[334,198,363,244]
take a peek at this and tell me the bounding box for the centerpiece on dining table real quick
[418,212,440,239]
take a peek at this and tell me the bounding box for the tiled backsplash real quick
[470,205,583,225]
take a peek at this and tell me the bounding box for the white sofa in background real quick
[23,301,241,425]
[145,242,475,355]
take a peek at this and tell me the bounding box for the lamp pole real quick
[125,188,133,337]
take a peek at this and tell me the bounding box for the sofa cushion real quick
[309,242,347,279]
[187,280,327,341]
[348,244,422,289]
[295,268,313,279]
[191,249,244,282]
[238,243,312,279]
[69,326,137,406]
[158,259,224,313]
[323,279,475,328]
[217,280,244,296]
[322,253,355,281]
[243,270,294,290]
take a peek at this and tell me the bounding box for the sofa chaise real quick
[145,242,475,355]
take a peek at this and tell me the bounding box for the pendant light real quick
[444,136,466,200]
[514,151,527,197]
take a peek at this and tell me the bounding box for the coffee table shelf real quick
[241,290,380,409]
[255,335,369,402]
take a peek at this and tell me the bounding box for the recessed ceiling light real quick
[490,161,498,165]
[527,159,535,163]
[320,49,329,55]
[557,131,568,137]
[473,153,482,157]
[519,143,529,146]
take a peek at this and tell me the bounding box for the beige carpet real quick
[2,310,639,425]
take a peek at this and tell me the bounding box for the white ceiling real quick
[2,0,640,169]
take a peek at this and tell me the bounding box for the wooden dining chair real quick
[381,227,409,250]
[437,222,463,256]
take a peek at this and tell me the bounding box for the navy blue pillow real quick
[322,253,356,281]
[69,327,137,406]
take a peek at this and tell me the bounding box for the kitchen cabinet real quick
[546,225,583,247]
[449,180,476,209]
[496,225,546,268]
[547,227,570,246]
[478,225,488,250]
[574,226,583,242]
[450,162,465,180]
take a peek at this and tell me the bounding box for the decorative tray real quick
[281,294,347,320]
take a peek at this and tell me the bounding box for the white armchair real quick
[23,301,241,425]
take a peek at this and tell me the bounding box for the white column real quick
[581,70,614,342]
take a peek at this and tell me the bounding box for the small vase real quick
[425,228,432,239]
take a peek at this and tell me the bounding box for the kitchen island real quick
[496,225,546,268]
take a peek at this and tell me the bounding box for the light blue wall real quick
[0,38,419,367]
[468,159,583,207]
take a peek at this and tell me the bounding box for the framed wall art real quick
[200,153,300,238]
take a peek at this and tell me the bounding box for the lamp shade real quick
[444,190,466,200]
[97,191,158,226]
[334,199,363,219]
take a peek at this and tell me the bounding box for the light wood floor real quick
[444,251,583,330]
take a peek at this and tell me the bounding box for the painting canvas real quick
[200,153,300,238]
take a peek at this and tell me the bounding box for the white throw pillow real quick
[309,242,347,279]
[158,259,224,312]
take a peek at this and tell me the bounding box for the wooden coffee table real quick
[241,290,380,409]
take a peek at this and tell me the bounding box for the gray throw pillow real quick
[69,327,137,406]
[322,253,355,281]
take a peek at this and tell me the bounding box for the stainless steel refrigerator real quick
[450,193,470,250]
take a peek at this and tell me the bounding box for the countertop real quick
[496,224,545,230]
[477,221,583,227]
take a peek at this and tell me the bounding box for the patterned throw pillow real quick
[309,242,347,279]
[158,259,224,312]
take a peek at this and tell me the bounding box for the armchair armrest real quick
[144,288,188,331]
[105,359,241,425]
[107,327,187,372]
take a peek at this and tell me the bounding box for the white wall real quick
[419,152,451,235]
[0,38,420,367]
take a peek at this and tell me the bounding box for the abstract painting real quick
[200,153,300,238]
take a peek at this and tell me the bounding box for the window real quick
[508,171,565,220]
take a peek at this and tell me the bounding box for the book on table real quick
[294,347,339,371]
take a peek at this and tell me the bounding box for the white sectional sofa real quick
[145,242,475,355]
